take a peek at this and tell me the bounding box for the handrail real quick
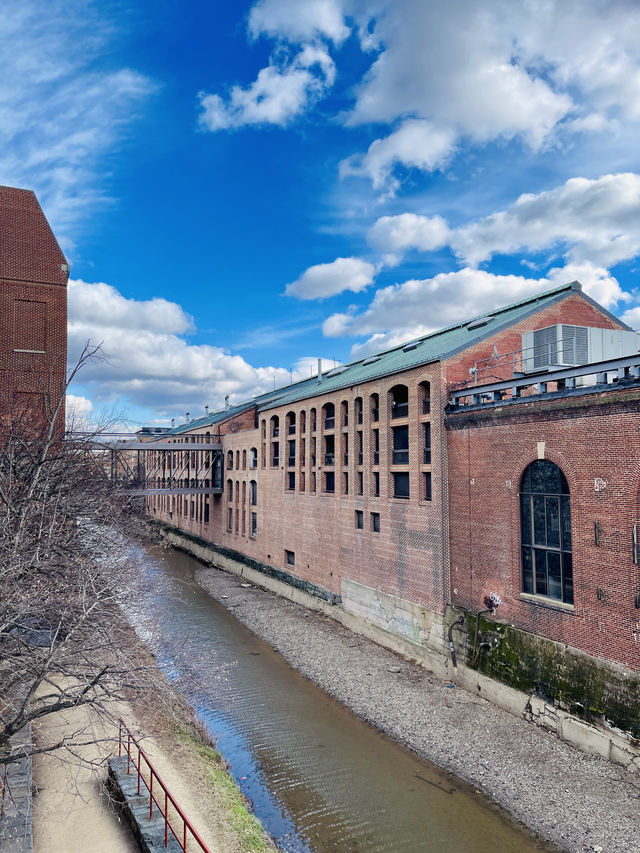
[118,719,211,852]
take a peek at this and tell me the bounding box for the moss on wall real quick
[456,610,640,738]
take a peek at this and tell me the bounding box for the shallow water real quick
[125,540,553,853]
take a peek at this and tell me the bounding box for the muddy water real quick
[126,541,552,853]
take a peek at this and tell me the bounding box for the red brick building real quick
[0,186,69,429]
[146,281,640,742]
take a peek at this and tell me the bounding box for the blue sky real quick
[2,0,640,427]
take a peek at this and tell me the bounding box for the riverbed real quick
[125,538,638,852]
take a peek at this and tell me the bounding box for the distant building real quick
[144,281,640,750]
[0,186,69,429]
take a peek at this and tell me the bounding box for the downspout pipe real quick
[447,614,465,668]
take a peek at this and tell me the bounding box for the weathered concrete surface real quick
[0,726,32,853]
[195,562,640,853]
[107,756,183,852]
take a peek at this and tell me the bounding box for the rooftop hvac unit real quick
[521,324,640,374]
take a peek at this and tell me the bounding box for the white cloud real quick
[339,120,455,191]
[367,212,450,257]
[451,173,640,268]
[0,1,155,249]
[69,281,194,336]
[67,280,331,415]
[340,0,640,188]
[66,394,93,418]
[249,0,349,44]
[367,173,640,273]
[199,44,334,131]
[285,257,375,299]
[322,266,629,356]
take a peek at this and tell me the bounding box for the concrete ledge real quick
[0,725,33,853]
[107,756,182,852]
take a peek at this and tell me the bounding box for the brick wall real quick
[447,388,640,671]
[0,187,68,428]
[150,362,448,613]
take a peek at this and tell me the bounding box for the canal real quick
[125,540,552,853]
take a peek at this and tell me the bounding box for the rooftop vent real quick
[467,316,494,331]
[403,341,420,352]
[362,356,381,366]
[326,365,349,377]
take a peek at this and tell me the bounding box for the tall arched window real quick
[520,460,573,604]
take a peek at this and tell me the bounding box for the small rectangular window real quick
[285,549,295,567]
[424,471,432,501]
[355,510,364,529]
[371,512,380,533]
[251,512,257,538]
[343,472,349,494]
[227,507,233,530]
[287,471,295,491]
[325,471,335,493]
[357,471,363,495]
[373,471,380,497]
[204,501,210,524]
[394,472,410,499]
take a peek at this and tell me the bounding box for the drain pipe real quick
[447,613,465,668]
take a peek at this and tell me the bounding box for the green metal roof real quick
[256,281,586,411]
[163,279,617,432]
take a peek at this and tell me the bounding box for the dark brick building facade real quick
[0,186,69,428]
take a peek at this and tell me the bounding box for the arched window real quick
[249,447,258,469]
[390,384,409,419]
[322,402,335,430]
[242,449,247,469]
[286,411,296,435]
[354,396,363,425]
[520,460,573,604]
[270,415,279,437]
[227,450,233,470]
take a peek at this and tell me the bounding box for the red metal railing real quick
[118,719,211,852]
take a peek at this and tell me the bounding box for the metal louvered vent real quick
[532,326,561,368]
[561,324,588,365]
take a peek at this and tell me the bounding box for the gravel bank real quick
[195,565,640,853]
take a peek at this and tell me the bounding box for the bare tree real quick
[0,345,151,767]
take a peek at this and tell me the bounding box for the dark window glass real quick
[371,512,380,532]
[285,550,295,566]
[325,471,335,493]
[520,460,572,604]
[392,426,409,465]
[522,547,534,593]
[424,471,432,501]
[355,510,363,529]
[393,472,410,499]
[373,471,380,497]
[288,472,295,490]
[520,495,531,544]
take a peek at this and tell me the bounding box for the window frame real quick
[519,460,573,606]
